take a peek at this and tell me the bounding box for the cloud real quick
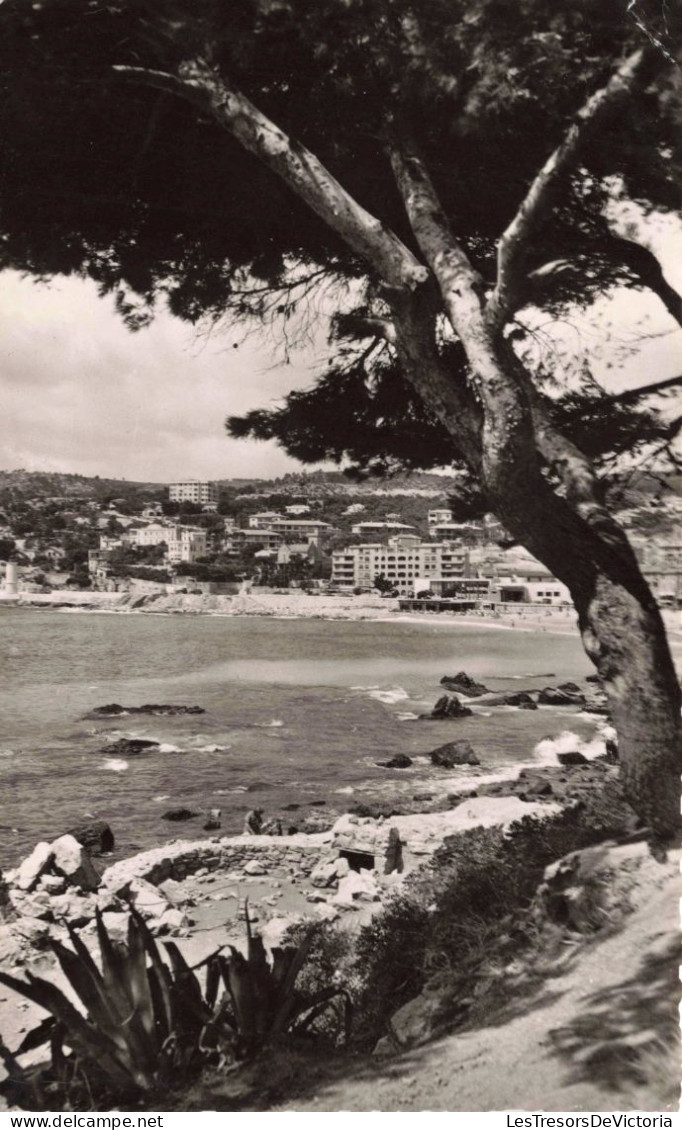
[0,272,318,481]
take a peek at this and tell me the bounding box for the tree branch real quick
[486,49,651,331]
[609,374,682,405]
[113,63,429,293]
[610,236,682,328]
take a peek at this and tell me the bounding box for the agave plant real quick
[0,904,351,1107]
[220,909,353,1059]
[0,907,230,1099]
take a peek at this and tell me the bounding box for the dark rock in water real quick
[348,802,406,819]
[309,800,327,806]
[103,739,159,756]
[92,703,205,716]
[604,738,619,763]
[557,751,588,766]
[504,692,537,708]
[377,754,413,769]
[422,694,473,720]
[537,686,585,706]
[203,808,221,832]
[558,682,581,694]
[67,820,114,855]
[519,776,554,798]
[430,740,481,768]
[162,808,201,821]
[440,671,489,697]
[585,673,601,683]
[282,803,300,811]
[412,792,435,802]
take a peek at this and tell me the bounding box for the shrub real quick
[348,803,635,1048]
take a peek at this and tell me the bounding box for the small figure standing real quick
[243,807,264,835]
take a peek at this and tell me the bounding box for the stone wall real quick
[100,833,330,893]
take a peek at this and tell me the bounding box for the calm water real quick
[0,608,611,866]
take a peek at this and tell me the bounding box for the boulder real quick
[15,842,54,892]
[49,892,97,927]
[374,992,444,1055]
[439,672,489,697]
[310,855,349,888]
[376,754,413,769]
[12,916,51,946]
[423,694,473,720]
[244,859,267,876]
[585,674,601,684]
[537,686,585,706]
[429,740,481,768]
[38,874,67,895]
[557,751,588,767]
[161,808,201,822]
[203,808,222,831]
[127,878,170,920]
[102,739,159,756]
[518,777,554,798]
[67,820,115,855]
[503,692,537,709]
[558,681,582,694]
[51,834,100,891]
[332,869,379,907]
[96,911,130,943]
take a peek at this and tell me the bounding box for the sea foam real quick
[103,758,129,772]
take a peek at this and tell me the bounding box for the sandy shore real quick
[8,589,681,640]
[4,588,588,636]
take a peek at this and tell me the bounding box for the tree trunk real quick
[493,485,682,843]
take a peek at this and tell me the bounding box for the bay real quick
[0,607,611,866]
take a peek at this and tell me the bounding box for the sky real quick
[0,270,322,483]
[0,214,680,484]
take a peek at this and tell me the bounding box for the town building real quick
[166,526,208,564]
[427,508,453,526]
[270,518,333,544]
[332,534,469,595]
[169,480,219,510]
[248,511,282,529]
[231,528,283,551]
[131,523,170,547]
[350,520,415,537]
[284,504,311,516]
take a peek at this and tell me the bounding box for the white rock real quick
[39,874,67,895]
[244,859,266,876]
[15,842,54,892]
[149,908,188,936]
[52,835,100,892]
[98,911,130,942]
[128,878,170,920]
[13,916,50,944]
[49,892,97,926]
[310,858,340,888]
[332,869,379,906]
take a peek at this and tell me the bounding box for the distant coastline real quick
[4,588,681,643]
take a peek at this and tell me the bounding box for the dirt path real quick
[272,852,681,1112]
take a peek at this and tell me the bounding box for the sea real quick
[0,606,658,869]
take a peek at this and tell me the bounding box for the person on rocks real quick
[243,807,264,835]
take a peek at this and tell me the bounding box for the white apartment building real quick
[166,526,208,564]
[248,512,282,529]
[285,504,311,515]
[350,521,415,537]
[271,519,333,543]
[231,528,283,550]
[132,523,170,548]
[428,508,453,526]
[169,480,219,509]
[332,534,469,595]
